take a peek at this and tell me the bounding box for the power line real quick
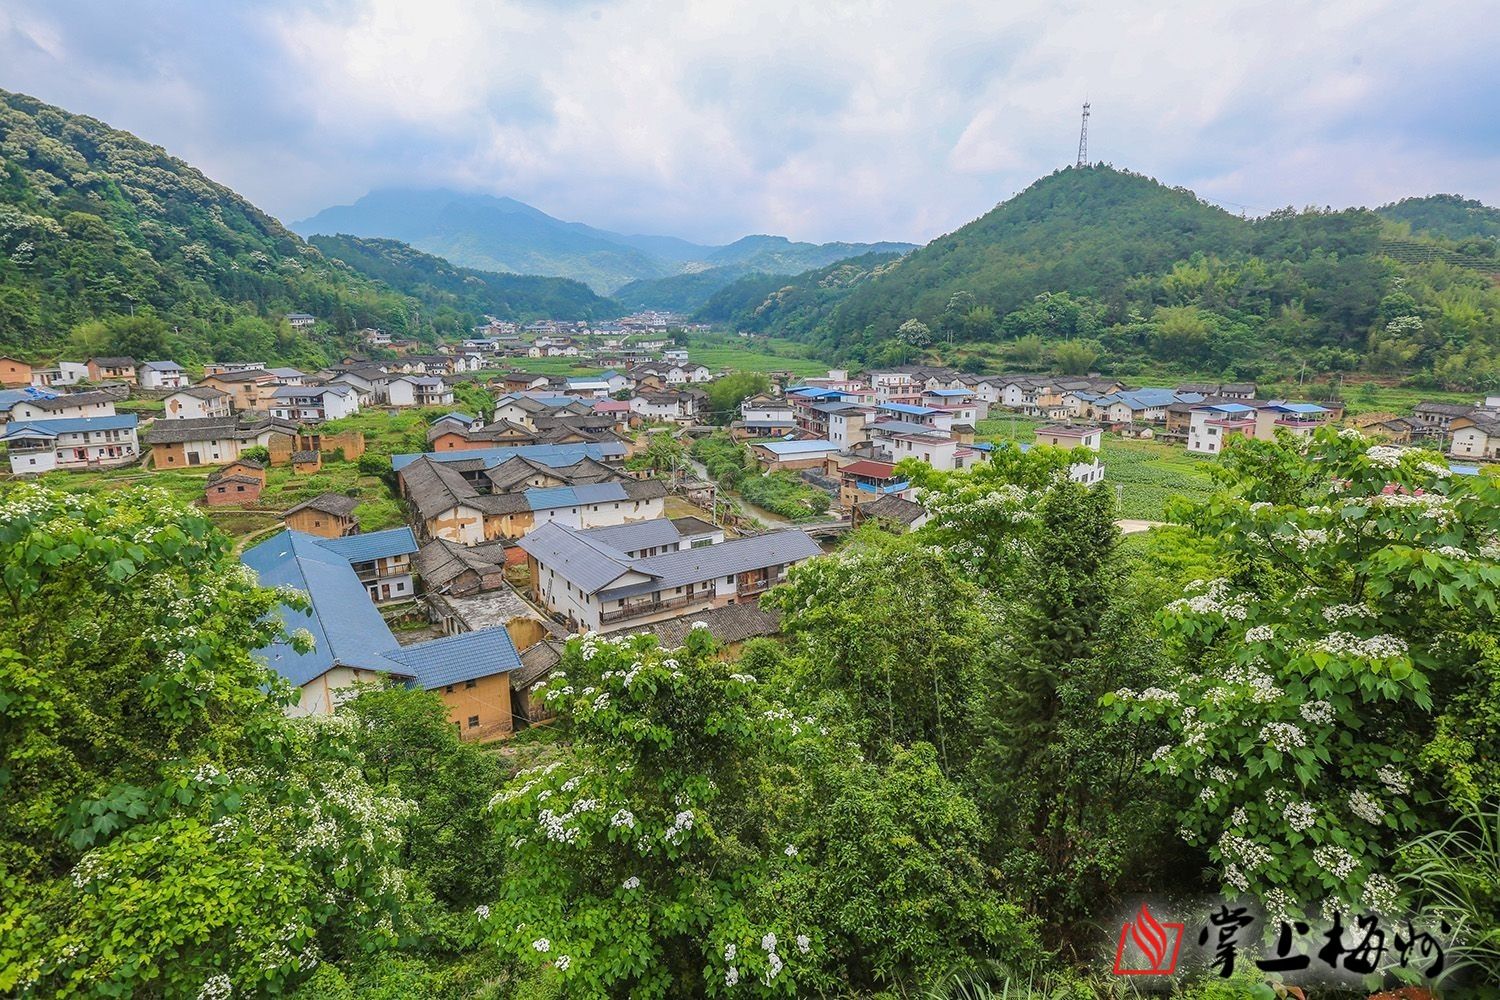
[1076,101,1090,168]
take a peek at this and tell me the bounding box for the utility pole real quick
[1076,102,1090,168]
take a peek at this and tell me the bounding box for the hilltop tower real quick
[1076,102,1090,167]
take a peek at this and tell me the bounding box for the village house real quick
[202,459,267,506]
[284,312,316,330]
[1412,401,1477,439]
[850,493,930,532]
[1187,403,1258,455]
[202,361,267,377]
[292,450,322,473]
[269,384,360,422]
[200,368,282,412]
[164,386,232,420]
[283,493,360,537]
[750,438,841,472]
[735,393,796,439]
[85,357,138,383]
[519,519,822,633]
[6,388,120,423]
[1448,412,1500,460]
[0,356,32,387]
[629,390,705,424]
[416,537,513,597]
[387,375,455,408]
[399,452,665,544]
[831,458,908,510]
[1254,401,1332,441]
[1034,424,1106,485]
[3,414,140,474]
[241,529,522,736]
[139,360,188,390]
[29,362,88,388]
[308,526,419,603]
[146,414,297,468]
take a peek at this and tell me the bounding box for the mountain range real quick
[3,85,1499,389]
[291,189,915,298]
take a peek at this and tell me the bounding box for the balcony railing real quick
[599,592,698,624]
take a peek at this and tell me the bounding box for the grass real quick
[975,414,1047,443]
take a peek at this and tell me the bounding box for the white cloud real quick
[3,0,1498,244]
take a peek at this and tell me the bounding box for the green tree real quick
[705,371,772,423]
[1109,430,1500,925]
[1050,338,1101,375]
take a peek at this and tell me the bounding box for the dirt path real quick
[1115,519,1167,535]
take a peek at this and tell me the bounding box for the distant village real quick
[2,310,1496,742]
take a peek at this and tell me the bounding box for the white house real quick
[1187,403,1258,455]
[630,391,702,424]
[29,362,88,388]
[738,393,797,437]
[3,414,140,474]
[164,386,232,420]
[519,520,821,633]
[139,360,188,390]
[269,385,360,422]
[388,376,455,408]
[8,389,119,423]
[1448,413,1500,460]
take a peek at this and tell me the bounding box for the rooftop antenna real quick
[1076,101,1090,167]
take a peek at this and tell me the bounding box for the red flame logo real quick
[1113,902,1183,975]
[1130,904,1168,970]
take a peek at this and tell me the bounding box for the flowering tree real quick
[1107,430,1500,923]
[484,628,1037,995]
[0,485,415,996]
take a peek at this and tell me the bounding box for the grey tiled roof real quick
[145,414,296,444]
[284,493,358,517]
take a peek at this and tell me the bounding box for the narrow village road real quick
[1115,518,1167,534]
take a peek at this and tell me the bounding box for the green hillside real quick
[1378,193,1500,243]
[702,166,1500,390]
[310,234,616,324]
[0,89,445,367]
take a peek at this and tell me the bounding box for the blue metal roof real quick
[241,531,408,687]
[1202,403,1255,414]
[879,402,939,416]
[313,526,418,563]
[524,483,629,510]
[1450,464,1480,476]
[431,411,475,425]
[1,414,137,438]
[754,439,839,456]
[383,627,521,689]
[924,388,971,397]
[391,442,626,471]
[1272,402,1328,415]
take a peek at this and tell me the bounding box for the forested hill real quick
[1377,193,1500,244]
[702,166,1500,389]
[0,89,445,367]
[310,234,616,324]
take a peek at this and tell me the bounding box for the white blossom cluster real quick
[1262,887,1295,927]
[1367,490,1454,524]
[1221,659,1283,704]
[622,876,641,890]
[1219,831,1273,871]
[1259,722,1307,751]
[1366,445,1405,468]
[1244,625,1275,643]
[1377,765,1411,796]
[1313,844,1358,880]
[1321,603,1371,623]
[760,932,784,985]
[1362,873,1400,914]
[1348,790,1386,825]
[1299,701,1335,725]
[663,809,695,845]
[1224,864,1250,892]
[1282,800,1317,832]
[1316,632,1408,660]
[196,974,232,1000]
[1166,578,1250,621]
[555,955,572,971]
[611,808,636,829]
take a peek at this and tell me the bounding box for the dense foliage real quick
[689,432,830,520]
[699,167,1500,386]
[0,89,449,364]
[309,234,614,325]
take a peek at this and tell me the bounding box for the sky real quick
[3,0,1499,247]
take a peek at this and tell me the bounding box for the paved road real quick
[1115,519,1168,535]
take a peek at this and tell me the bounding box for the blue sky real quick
[3,0,1498,246]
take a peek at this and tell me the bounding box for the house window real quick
[444,684,455,693]
[468,715,480,728]
[465,679,477,689]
